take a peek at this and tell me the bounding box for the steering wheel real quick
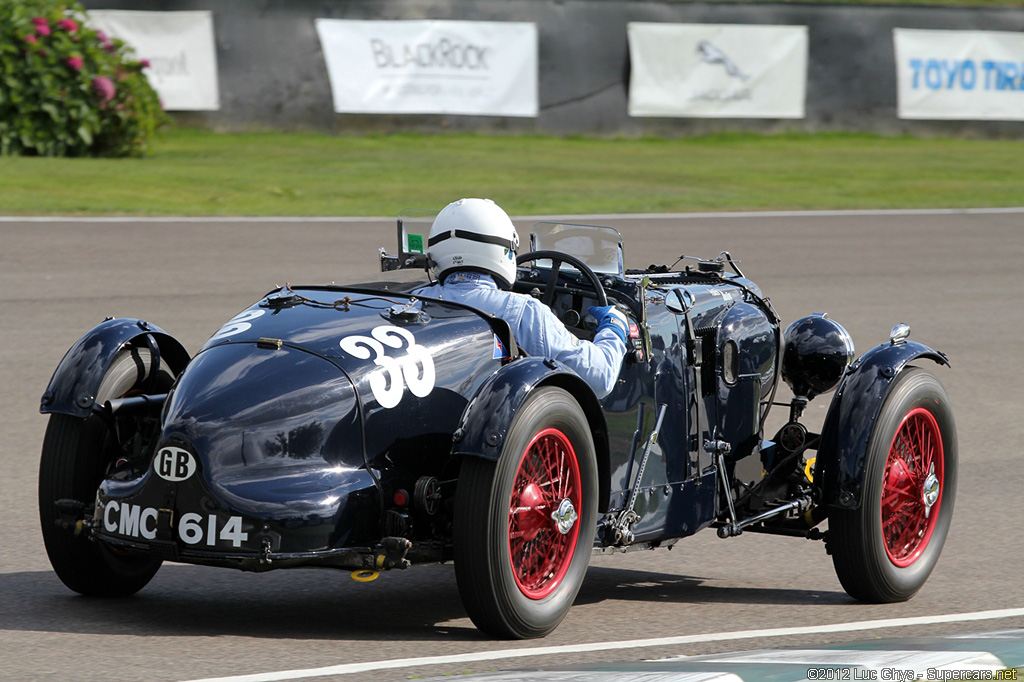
[516,250,608,309]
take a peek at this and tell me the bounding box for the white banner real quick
[315,19,537,117]
[628,23,807,119]
[87,10,220,111]
[894,29,1024,121]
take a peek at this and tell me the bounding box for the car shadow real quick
[0,562,848,641]
[0,564,475,641]
[576,565,849,607]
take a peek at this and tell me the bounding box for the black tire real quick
[830,367,957,602]
[454,386,597,638]
[39,347,170,597]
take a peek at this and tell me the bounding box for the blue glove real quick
[588,305,629,344]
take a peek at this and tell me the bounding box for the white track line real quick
[178,607,1024,682]
[1,207,1023,223]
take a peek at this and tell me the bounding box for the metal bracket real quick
[54,499,89,536]
[378,536,412,570]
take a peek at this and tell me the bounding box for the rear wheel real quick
[830,367,957,602]
[39,347,172,596]
[454,386,597,638]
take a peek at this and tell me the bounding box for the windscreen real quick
[529,222,624,276]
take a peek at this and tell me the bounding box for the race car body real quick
[39,216,956,638]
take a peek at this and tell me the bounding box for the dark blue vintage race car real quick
[39,215,956,638]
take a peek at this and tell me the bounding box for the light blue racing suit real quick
[414,272,626,398]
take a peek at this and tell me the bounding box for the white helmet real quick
[427,198,520,289]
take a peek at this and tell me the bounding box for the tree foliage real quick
[0,0,167,157]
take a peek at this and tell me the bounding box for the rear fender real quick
[40,318,191,418]
[454,357,612,512]
[815,339,949,511]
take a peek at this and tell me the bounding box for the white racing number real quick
[209,309,265,342]
[102,501,249,548]
[339,325,435,409]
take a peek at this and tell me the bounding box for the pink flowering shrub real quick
[92,75,115,103]
[0,0,167,156]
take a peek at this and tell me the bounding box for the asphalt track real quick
[1,210,1022,682]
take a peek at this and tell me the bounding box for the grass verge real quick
[2,128,1022,216]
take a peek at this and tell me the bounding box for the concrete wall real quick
[81,0,1024,137]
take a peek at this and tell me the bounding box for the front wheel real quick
[39,347,170,597]
[454,386,597,638]
[830,367,957,602]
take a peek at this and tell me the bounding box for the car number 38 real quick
[339,325,436,408]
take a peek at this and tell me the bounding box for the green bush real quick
[0,0,168,157]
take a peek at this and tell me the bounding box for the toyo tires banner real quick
[87,10,220,111]
[627,23,807,119]
[894,29,1024,121]
[315,19,538,117]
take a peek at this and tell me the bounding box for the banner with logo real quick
[87,10,220,111]
[315,19,537,117]
[627,23,807,119]
[894,29,1024,121]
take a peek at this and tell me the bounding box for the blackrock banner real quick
[315,19,538,117]
[627,23,807,119]
[895,29,1024,121]
[87,10,220,111]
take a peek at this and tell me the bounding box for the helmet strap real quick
[428,229,516,252]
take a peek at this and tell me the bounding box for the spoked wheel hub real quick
[552,498,579,536]
[881,407,944,567]
[508,428,581,600]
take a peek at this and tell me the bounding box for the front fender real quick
[454,357,612,512]
[41,318,191,418]
[815,339,949,511]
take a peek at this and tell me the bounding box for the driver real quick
[414,198,628,398]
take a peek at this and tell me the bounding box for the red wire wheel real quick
[508,428,581,600]
[454,386,597,638]
[829,367,957,603]
[880,407,943,567]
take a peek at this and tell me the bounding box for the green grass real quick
[2,128,1022,216]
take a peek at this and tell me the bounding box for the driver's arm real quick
[516,298,627,399]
